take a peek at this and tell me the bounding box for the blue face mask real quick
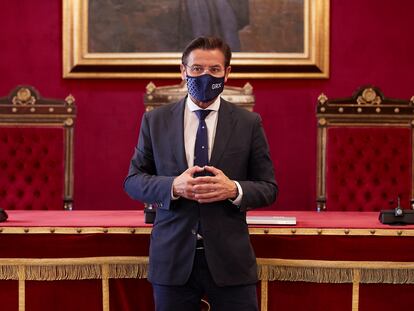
[186,74,225,102]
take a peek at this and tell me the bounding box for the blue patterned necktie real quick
[194,110,212,171]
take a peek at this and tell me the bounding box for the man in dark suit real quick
[124,37,277,311]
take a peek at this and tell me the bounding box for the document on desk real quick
[246,216,297,225]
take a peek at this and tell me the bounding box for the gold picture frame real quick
[63,0,329,79]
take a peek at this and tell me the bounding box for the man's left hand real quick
[192,166,238,203]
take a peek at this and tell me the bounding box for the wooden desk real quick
[1,210,414,311]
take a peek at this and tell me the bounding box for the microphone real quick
[0,208,8,222]
[394,196,403,217]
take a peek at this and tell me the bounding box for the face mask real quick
[186,74,225,102]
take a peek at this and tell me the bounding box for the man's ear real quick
[224,66,231,82]
[180,64,187,80]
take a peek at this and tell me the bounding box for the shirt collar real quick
[186,96,221,112]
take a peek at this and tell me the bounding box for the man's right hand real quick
[172,166,205,200]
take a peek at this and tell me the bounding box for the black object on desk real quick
[144,205,156,224]
[0,208,8,222]
[379,197,414,225]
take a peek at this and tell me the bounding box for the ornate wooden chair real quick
[316,86,414,212]
[0,86,76,210]
[144,81,254,112]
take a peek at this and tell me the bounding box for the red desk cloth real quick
[248,210,414,229]
[0,210,413,311]
[1,210,150,227]
[2,210,413,229]
[2,210,414,263]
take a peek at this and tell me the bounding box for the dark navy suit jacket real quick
[124,97,278,286]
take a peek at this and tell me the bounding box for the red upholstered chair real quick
[316,86,414,211]
[0,86,76,210]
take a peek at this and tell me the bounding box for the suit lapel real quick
[167,99,188,172]
[210,100,236,167]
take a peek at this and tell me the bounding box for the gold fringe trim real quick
[25,264,101,281]
[257,259,414,284]
[109,263,148,279]
[1,257,414,285]
[0,265,19,280]
[0,257,148,281]
[258,265,353,283]
[361,268,414,284]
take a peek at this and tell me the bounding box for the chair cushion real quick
[0,127,64,210]
[326,127,411,211]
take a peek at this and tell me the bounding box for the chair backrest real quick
[0,86,76,210]
[316,86,414,211]
[144,81,255,112]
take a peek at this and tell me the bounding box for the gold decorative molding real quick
[0,227,152,235]
[62,0,330,79]
[1,225,414,237]
[64,118,74,127]
[318,118,327,126]
[248,227,414,237]
[146,82,156,95]
[357,88,382,105]
[12,87,36,106]
[65,94,75,105]
[318,93,328,105]
[242,82,253,95]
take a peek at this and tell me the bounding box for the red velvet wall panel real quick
[0,1,414,210]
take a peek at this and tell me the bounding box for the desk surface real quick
[1,210,413,236]
[0,211,414,311]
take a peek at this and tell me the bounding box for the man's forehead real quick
[186,49,225,66]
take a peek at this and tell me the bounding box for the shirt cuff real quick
[229,181,243,206]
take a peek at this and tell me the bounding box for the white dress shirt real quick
[172,96,243,205]
[184,96,220,166]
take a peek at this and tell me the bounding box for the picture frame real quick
[63,0,329,79]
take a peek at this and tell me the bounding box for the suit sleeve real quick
[238,114,278,211]
[123,113,175,210]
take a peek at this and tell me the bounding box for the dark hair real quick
[181,37,232,67]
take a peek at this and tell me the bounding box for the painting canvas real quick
[63,0,329,78]
[88,0,304,53]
